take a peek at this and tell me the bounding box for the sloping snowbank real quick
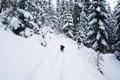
[0,29,120,80]
[103,54,120,80]
[0,29,48,80]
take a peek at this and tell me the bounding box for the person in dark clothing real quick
[60,45,65,52]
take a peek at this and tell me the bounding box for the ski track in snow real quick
[27,35,105,80]
[29,43,65,80]
[0,30,120,80]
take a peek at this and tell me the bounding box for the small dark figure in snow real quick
[77,38,81,49]
[60,45,65,52]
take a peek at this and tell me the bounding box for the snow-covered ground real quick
[0,28,120,80]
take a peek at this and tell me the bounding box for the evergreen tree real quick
[113,0,120,60]
[106,3,116,51]
[69,0,74,14]
[57,0,67,32]
[55,0,74,37]
[46,0,56,29]
[3,0,40,37]
[85,0,110,73]
[85,0,110,53]
[79,0,91,43]
[62,1,74,38]
[79,9,88,42]
[0,0,7,13]
[114,0,120,42]
[60,0,74,35]
[72,0,82,41]
[54,0,62,32]
[81,0,91,16]
[0,0,16,12]
[0,0,56,37]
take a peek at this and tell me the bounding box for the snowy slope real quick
[0,29,120,80]
[103,54,120,80]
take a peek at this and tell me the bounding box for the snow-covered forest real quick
[0,0,120,80]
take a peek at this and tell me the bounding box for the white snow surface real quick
[0,28,120,80]
[103,54,120,80]
[96,6,101,12]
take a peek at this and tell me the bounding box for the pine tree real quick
[57,0,67,32]
[46,0,56,29]
[62,1,74,37]
[54,0,74,37]
[113,0,120,60]
[0,0,15,12]
[72,0,82,41]
[55,0,61,29]
[85,0,110,73]
[106,3,116,51]
[85,0,110,53]
[79,9,88,42]
[5,0,39,37]
[114,0,120,42]
[0,0,57,37]
[0,0,7,13]
[81,0,91,16]
[79,0,91,43]
[60,0,74,35]
[69,0,74,14]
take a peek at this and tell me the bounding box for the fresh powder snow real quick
[0,28,120,80]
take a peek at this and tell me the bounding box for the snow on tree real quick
[84,0,111,74]
[81,0,91,16]
[0,0,16,13]
[1,0,25,30]
[106,3,116,52]
[79,0,91,43]
[85,0,110,53]
[46,0,56,29]
[0,0,7,13]
[69,0,74,14]
[56,0,64,30]
[0,0,41,37]
[0,0,58,37]
[60,1,74,37]
[113,0,120,60]
[10,9,39,38]
[72,0,82,41]
[55,0,74,37]
[114,0,120,42]
[32,0,56,29]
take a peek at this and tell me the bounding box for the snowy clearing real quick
[0,29,120,80]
